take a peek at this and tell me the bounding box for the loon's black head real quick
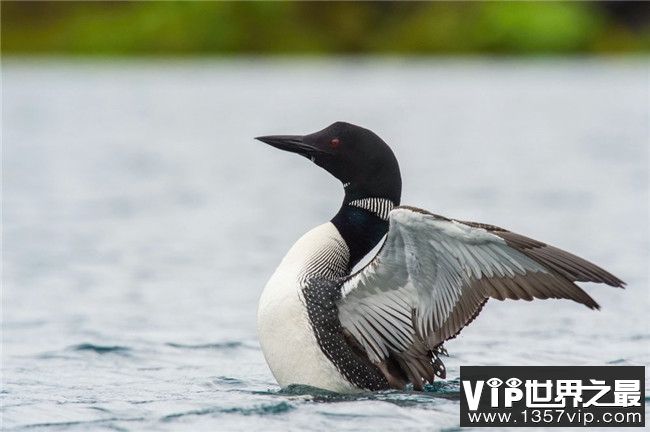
[256,122,401,205]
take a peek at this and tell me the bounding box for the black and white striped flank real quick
[298,234,350,284]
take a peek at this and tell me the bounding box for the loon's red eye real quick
[330,139,340,148]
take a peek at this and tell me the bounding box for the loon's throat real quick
[331,197,396,270]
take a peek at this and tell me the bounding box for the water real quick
[2,58,648,431]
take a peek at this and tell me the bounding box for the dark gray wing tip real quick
[457,219,626,289]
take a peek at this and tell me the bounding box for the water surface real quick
[2,58,648,431]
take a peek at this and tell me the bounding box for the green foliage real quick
[473,2,603,52]
[2,1,648,55]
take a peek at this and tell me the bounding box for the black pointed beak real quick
[255,135,324,158]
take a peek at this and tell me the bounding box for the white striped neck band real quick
[347,198,394,221]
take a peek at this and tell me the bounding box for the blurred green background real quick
[2,1,649,56]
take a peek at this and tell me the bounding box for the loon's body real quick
[258,222,355,392]
[256,122,624,393]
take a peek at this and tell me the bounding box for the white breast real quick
[257,222,357,393]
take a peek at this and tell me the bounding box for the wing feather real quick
[337,206,624,388]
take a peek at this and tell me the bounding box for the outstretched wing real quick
[336,206,624,388]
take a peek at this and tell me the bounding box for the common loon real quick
[255,121,625,393]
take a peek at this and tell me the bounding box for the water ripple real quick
[70,343,132,354]
[17,417,145,430]
[222,401,295,416]
[161,401,295,422]
[262,382,461,406]
[166,341,251,350]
